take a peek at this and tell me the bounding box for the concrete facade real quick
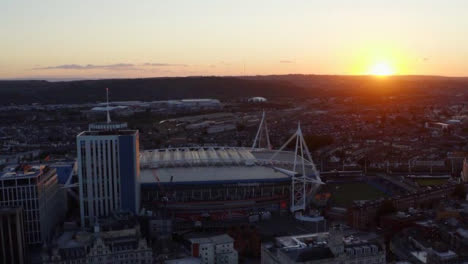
[77,129,140,228]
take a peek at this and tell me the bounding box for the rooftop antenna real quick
[252,111,271,150]
[106,87,111,123]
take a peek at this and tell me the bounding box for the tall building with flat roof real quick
[77,122,140,228]
[0,165,66,244]
[0,206,26,264]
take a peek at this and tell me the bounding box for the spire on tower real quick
[106,88,111,124]
[88,87,128,131]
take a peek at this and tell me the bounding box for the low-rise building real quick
[42,213,153,264]
[261,227,386,264]
[349,183,458,229]
[188,234,238,264]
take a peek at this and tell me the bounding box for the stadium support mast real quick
[252,111,271,150]
[269,122,322,213]
[106,87,111,123]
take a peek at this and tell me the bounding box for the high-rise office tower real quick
[0,165,65,245]
[77,92,140,228]
[0,207,26,264]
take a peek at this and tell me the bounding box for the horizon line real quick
[1,73,468,82]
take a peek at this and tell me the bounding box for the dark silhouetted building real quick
[0,206,26,264]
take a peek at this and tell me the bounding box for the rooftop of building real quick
[50,162,75,184]
[0,164,54,180]
[45,214,146,260]
[48,233,145,260]
[266,229,383,263]
[97,211,139,232]
[188,234,234,245]
[274,230,381,249]
[180,98,220,103]
[164,257,201,264]
[77,129,137,137]
[285,246,335,262]
[88,121,128,131]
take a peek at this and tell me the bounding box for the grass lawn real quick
[415,178,448,186]
[328,182,388,207]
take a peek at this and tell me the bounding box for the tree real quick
[236,123,246,132]
[376,200,396,221]
[357,156,368,170]
[452,183,467,200]
[304,134,334,151]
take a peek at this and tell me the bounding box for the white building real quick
[248,97,267,103]
[180,99,221,110]
[189,234,238,264]
[77,123,140,228]
[150,99,222,112]
[0,165,66,245]
[261,228,386,264]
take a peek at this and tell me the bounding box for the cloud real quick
[34,63,136,70]
[279,60,294,64]
[143,63,188,67]
[33,62,190,71]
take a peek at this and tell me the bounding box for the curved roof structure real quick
[139,147,318,185]
[248,96,267,102]
[139,147,314,169]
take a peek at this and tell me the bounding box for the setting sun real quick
[369,62,395,76]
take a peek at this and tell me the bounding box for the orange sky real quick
[1,0,467,79]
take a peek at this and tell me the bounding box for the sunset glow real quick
[369,62,395,76]
[1,0,468,79]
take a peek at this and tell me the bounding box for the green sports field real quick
[328,182,388,207]
[415,178,448,186]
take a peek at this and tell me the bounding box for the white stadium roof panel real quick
[139,147,310,168]
[139,147,320,184]
[140,166,290,184]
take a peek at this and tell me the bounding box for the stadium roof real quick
[140,166,290,184]
[139,147,318,184]
[140,147,314,169]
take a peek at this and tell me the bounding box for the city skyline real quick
[1,0,468,80]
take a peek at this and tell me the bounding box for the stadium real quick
[139,116,323,222]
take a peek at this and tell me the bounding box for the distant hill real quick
[245,74,468,96]
[0,77,308,105]
[1,75,467,105]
